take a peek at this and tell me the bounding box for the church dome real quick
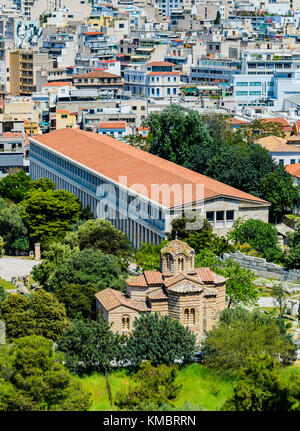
[160,240,195,276]
[161,239,195,257]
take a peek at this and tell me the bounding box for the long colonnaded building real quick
[29,128,270,248]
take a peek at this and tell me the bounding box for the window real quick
[166,255,172,271]
[249,82,261,86]
[226,210,234,221]
[167,88,170,95]
[216,211,224,221]
[249,91,261,96]
[184,309,189,325]
[184,308,195,326]
[236,91,248,96]
[279,159,284,165]
[206,211,214,222]
[290,159,296,164]
[236,82,248,86]
[178,257,184,271]
[190,308,195,325]
[122,315,130,330]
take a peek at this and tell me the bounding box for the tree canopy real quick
[202,307,296,375]
[77,219,134,270]
[0,198,28,252]
[125,313,196,368]
[228,218,283,263]
[143,106,296,221]
[47,248,126,293]
[222,354,300,411]
[0,170,33,203]
[54,283,98,320]
[0,335,91,411]
[285,220,300,269]
[0,289,68,341]
[21,188,81,247]
[114,361,181,411]
[57,315,125,375]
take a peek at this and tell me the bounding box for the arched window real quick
[183,308,196,326]
[190,308,195,325]
[166,254,172,271]
[122,315,130,330]
[178,257,184,271]
[184,308,189,325]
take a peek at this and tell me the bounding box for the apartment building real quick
[124,61,180,101]
[73,71,124,97]
[9,50,50,96]
[233,50,300,111]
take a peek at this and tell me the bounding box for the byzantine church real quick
[95,240,226,338]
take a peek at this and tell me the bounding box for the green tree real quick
[31,242,77,286]
[135,240,167,271]
[0,289,68,341]
[0,286,7,303]
[57,315,125,375]
[77,219,134,270]
[48,248,126,293]
[0,335,91,411]
[28,177,56,193]
[202,307,296,375]
[222,260,257,308]
[11,236,29,252]
[214,10,221,25]
[195,251,257,308]
[222,354,300,411]
[0,199,28,251]
[168,215,233,255]
[228,218,283,263]
[125,313,196,368]
[0,170,33,203]
[54,283,98,319]
[123,134,150,151]
[21,189,81,247]
[145,104,213,166]
[285,220,300,269]
[114,361,181,410]
[260,171,299,222]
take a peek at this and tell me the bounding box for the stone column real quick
[34,243,41,260]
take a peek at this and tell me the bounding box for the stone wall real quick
[222,251,300,281]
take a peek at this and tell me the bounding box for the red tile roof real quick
[194,267,215,283]
[144,270,163,285]
[147,61,176,67]
[226,118,250,125]
[29,129,270,208]
[95,288,150,311]
[43,82,72,87]
[73,71,121,79]
[261,117,291,130]
[147,71,179,76]
[126,275,147,287]
[82,31,104,35]
[99,122,126,129]
[286,162,300,178]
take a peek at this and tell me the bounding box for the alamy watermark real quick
[94,177,205,231]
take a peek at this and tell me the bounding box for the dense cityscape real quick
[0,0,299,417]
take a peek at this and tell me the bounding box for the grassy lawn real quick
[78,364,235,411]
[0,277,15,289]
